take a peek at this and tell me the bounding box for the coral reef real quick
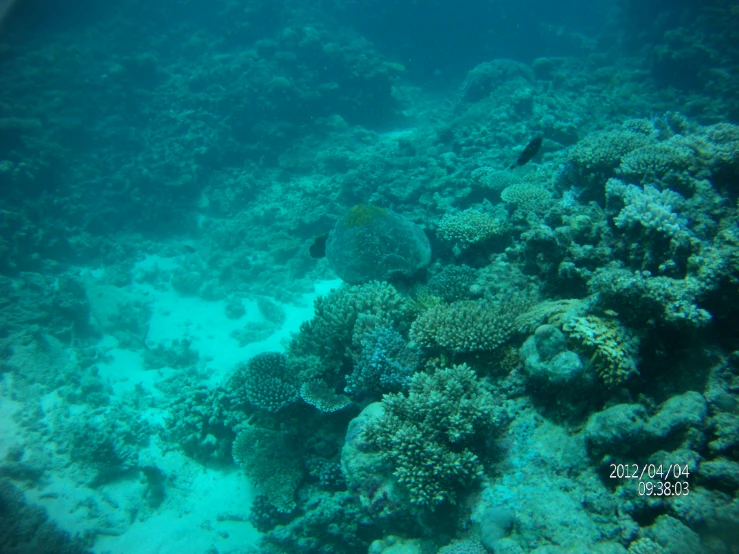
[325,205,431,285]
[290,281,412,367]
[233,424,303,513]
[345,327,420,398]
[410,295,531,356]
[1,1,738,550]
[161,383,242,463]
[362,365,502,508]
[229,352,299,412]
[437,209,505,251]
[606,179,688,237]
[562,315,640,386]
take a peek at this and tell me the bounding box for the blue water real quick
[1,1,737,553]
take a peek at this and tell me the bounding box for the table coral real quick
[500,183,553,212]
[437,209,506,250]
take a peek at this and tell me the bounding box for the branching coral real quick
[605,178,688,237]
[364,364,501,507]
[566,129,655,186]
[562,315,640,386]
[345,326,420,397]
[229,352,298,412]
[162,384,242,463]
[232,424,302,513]
[410,295,531,355]
[290,281,412,365]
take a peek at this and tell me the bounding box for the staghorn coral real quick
[605,178,688,237]
[345,326,420,397]
[364,364,501,508]
[300,380,351,412]
[410,295,531,355]
[228,352,298,412]
[232,424,302,513]
[437,209,505,250]
[562,315,640,386]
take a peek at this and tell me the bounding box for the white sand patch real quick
[1,263,345,554]
[93,452,260,554]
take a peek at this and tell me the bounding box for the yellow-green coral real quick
[364,364,500,507]
[563,315,639,386]
[340,204,391,228]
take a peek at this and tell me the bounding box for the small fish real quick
[182,244,196,254]
[309,233,329,259]
[509,136,543,170]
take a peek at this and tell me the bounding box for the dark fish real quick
[182,244,196,254]
[310,233,329,259]
[509,136,543,169]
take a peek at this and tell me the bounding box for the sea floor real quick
[0,253,342,553]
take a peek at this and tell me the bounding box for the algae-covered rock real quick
[521,324,595,393]
[326,205,431,284]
